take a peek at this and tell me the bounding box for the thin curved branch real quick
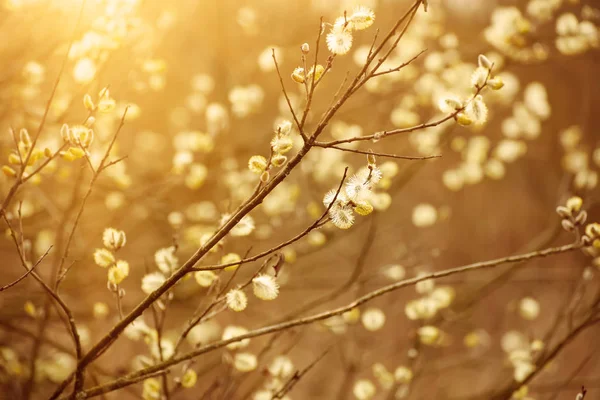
[315,67,492,147]
[0,246,52,292]
[74,241,582,399]
[316,144,441,161]
[2,214,83,368]
[272,49,305,141]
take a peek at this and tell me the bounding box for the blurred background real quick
[1,0,599,399]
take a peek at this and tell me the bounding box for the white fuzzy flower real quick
[124,318,152,341]
[222,325,250,350]
[417,325,441,345]
[194,270,218,287]
[465,95,488,125]
[93,248,115,268]
[353,379,376,400]
[361,308,386,331]
[405,298,438,320]
[330,203,355,229]
[154,246,178,275]
[233,352,257,372]
[102,228,126,251]
[519,297,540,320]
[350,6,375,30]
[326,26,353,55]
[226,289,248,312]
[323,189,348,207]
[276,119,293,135]
[108,260,129,285]
[470,67,488,88]
[268,355,295,378]
[150,338,174,360]
[270,136,293,154]
[438,94,463,113]
[221,213,255,237]
[252,274,279,300]
[345,172,374,201]
[394,366,413,383]
[412,203,438,227]
[142,272,166,294]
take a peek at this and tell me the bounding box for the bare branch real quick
[273,346,332,399]
[315,144,441,161]
[74,241,582,398]
[0,246,52,292]
[272,48,306,141]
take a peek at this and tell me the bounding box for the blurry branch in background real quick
[0,246,50,292]
[281,217,377,320]
[2,213,83,374]
[272,346,332,399]
[314,145,442,161]
[490,314,599,400]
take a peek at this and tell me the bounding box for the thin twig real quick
[272,346,332,399]
[316,144,441,161]
[0,246,52,292]
[272,49,306,141]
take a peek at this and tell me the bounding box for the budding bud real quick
[60,124,71,142]
[308,64,325,82]
[83,94,95,111]
[556,206,571,218]
[85,116,96,127]
[8,153,20,165]
[291,67,305,84]
[19,129,32,149]
[367,153,376,167]
[271,154,287,167]
[566,196,583,213]
[575,210,587,225]
[2,165,16,177]
[301,43,310,54]
[478,54,493,70]
[456,113,473,126]
[488,76,504,90]
[260,170,270,183]
[562,219,575,232]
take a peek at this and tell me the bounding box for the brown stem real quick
[73,241,582,398]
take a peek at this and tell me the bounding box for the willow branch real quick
[273,346,331,399]
[0,246,51,292]
[75,241,582,398]
[272,49,305,141]
[316,144,441,161]
[315,67,491,147]
[2,215,82,365]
